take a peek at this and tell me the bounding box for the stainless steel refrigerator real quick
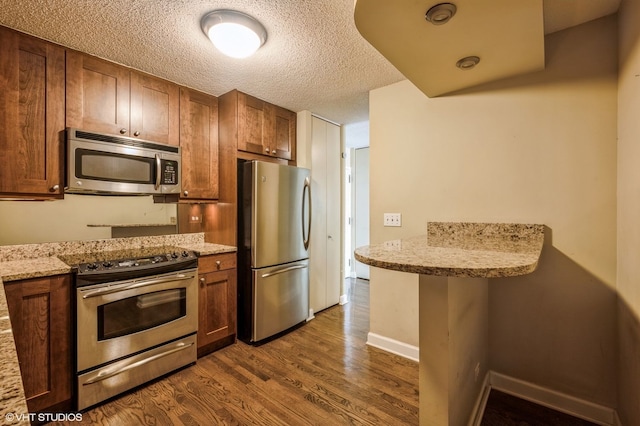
[237,160,311,343]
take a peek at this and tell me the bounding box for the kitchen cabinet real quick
[0,26,65,198]
[66,50,180,145]
[4,275,72,412]
[179,87,219,200]
[222,90,296,161]
[197,253,237,357]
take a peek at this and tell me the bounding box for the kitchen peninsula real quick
[355,222,545,426]
[0,233,235,418]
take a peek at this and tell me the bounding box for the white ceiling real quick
[0,0,620,126]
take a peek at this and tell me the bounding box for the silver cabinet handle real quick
[134,131,140,137]
[83,341,194,385]
[261,264,308,278]
[119,128,127,134]
[50,184,60,192]
[271,149,276,155]
[154,154,161,190]
[265,147,270,153]
[216,260,221,270]
[81,274,195,299]
[183,190,189,197]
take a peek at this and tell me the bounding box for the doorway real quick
[343,122,370,281]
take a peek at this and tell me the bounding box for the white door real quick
[354,148,370,279]
[309,116,341,314]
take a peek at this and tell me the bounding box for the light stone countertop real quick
[0,233,236,420]
[354,222,545,278]
[177,242,237,257]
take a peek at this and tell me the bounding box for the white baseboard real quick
[366,332,419,362]
[469,373,492,426]
[488,372,618,426]
[306,308,315,322]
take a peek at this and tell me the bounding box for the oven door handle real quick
[82,341,195,385]
[81,274,195,299]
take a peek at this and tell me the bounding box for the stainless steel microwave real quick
[66,128,181,195]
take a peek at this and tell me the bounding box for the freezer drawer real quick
[252,260,309,342]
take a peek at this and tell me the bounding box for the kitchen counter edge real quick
[354,222,545,278]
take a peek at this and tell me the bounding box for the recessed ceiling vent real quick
[456,56,480,70]
[425,3,457,25]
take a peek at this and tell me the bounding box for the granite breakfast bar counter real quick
[355,222,545,426]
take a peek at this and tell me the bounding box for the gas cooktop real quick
[67,246,198,286]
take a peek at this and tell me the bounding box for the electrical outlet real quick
[189,215,202,224]
[383,213,402,227]
[384,239,402,250]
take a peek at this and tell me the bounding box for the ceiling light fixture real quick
[201,10,267,59]
[456,56,480,70]
[425,3,457,25]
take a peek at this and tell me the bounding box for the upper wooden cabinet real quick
[66,50,179,146]
[179,88,219,200]
[0,27,65,198]
[230,90,296,161]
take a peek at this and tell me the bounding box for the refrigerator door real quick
[252,260,309,342]
[250,161,311,268]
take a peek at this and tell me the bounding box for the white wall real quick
[617,0,640,422]
[369,15,618,407]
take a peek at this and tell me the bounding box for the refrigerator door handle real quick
[261,264,308,279]
[302,176,311,250]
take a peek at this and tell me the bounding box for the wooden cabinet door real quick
[271,105,296,161]
[130,71,179,146]
[236,91,296,160]
[0,27,65,197]
[198,268,237,349]
[4,275,72,412]
[179,87,219,200]
[66,50,130,136]
[237,91,269,155]
[197,253,237,355]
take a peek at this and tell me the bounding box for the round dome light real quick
[201,10,267,59]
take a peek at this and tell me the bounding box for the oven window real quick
[97,289,186,340]
[76,148,155,183]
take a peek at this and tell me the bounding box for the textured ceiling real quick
[0,0,620,126]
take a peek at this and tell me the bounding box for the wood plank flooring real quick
[49,278,598,425]
[53,279,419,425]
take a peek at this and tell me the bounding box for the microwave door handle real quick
[154,154,161,190]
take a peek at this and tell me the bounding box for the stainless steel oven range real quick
[72,247,198,411]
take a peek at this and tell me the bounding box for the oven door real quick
[76,268,198,373]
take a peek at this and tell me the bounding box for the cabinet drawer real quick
[199,253,236,273]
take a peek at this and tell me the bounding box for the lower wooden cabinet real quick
[4,275,72,412]
[197,253,237,357]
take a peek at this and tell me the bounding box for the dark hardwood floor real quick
[53,278,419,425]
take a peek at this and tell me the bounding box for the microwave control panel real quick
[161,160,178,185]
